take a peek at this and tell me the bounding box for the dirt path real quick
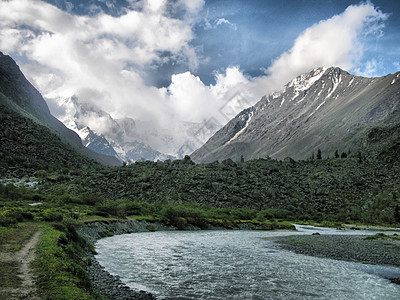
[0,229,42,299]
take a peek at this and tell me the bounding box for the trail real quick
[0,229,42,299]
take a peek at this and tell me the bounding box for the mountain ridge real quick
[191,67,400,162]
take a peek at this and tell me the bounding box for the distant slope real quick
[191,67,400,162]
[0,51,120,167]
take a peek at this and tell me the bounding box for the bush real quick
[0,209,24,227]
[160,205,207,229]
[257,208,292,220]
[39,209,63,222]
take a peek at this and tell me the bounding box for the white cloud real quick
[166,66,250,124]
[353,59,378,77]
[215,18,237,30]
[0,1,390,156]
[251,2,389,97]
[0,0,204,118]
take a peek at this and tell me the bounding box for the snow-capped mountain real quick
[46,95,178,162]
[191,67,400,162]
[45,95,220,162]
[74,123,120,160]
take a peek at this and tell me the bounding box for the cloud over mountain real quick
[0,0,391,155]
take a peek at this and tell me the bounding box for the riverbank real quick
[273,234,400,284]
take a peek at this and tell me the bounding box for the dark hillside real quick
[44,130,400,225]
[0,104,97,177]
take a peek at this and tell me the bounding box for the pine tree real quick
[395,204,400,224]
[317,149,322,159]
[334,150,339,158]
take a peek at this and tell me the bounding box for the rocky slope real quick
[191,67,400,162]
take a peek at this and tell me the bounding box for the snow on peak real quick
[326,74,341,99]
[287,67,327,92]
[226,111,253,144]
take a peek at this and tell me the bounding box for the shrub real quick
[0,209,24,227]
[39,209,63,222]
[160,205,207,229]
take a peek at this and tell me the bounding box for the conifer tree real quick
[317,149,322,159]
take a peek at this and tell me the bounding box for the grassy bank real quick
[32,222,103,300]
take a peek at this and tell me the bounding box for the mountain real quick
[48,95,177,162]
[0,51,121,171]
[191,67,400,163]
[46,95,220,162]
[75,124,120,159]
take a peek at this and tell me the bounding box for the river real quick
[95,226,400,299]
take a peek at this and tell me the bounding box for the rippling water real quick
[95,227,400,300]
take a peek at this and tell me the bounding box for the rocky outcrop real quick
[77,219,176,243]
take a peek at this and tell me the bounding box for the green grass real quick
[129,215,158,221]
[0,261,21,288]
[0,222,38,251]
[32,224,104,300]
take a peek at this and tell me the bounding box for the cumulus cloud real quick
[0,0,203,117]
[166,66,250,124]
[251,3,389,96]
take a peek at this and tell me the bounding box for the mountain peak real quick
[191,67,400,163]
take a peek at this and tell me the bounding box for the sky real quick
[0,0,399,133]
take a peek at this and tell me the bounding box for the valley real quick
[0,51,399,299]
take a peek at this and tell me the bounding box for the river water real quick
[95,226,400,299]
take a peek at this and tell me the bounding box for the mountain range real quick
[191,67,400,162]
[46,95,221,162]
[2,50,399,167]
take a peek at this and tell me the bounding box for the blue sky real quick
[0,0,399,129]
[37,0,400,87]
[193,0,400,84]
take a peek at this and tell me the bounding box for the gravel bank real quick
[87,259,155,300]
[273,234,400,284]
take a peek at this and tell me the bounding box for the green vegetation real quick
[0,108,400,298]
[34,152,399,226]
[364,233,400,241]
[32,223,103,300]
[0,104,97,178]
